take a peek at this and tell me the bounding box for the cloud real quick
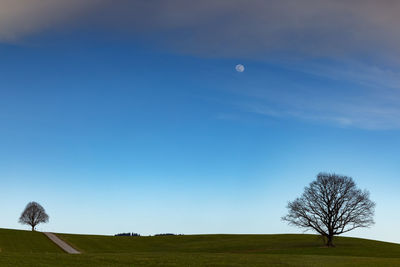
[247,101,400,130]
[1,0,400,62]
[2,0,400,129]
[237,62,400,130]
[0,0,105,42]
[2,0,400,63]
[102,0,400,63]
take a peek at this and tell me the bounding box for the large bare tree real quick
[282,173,375,247]
[19,202,49,231]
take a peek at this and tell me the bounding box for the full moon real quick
[235,64,245,73]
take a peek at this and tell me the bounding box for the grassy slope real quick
[1,228,400,266]
[58,233,400,258]
[0,228,62,253]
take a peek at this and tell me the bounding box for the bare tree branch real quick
[282,173,375,247]
[19,202,49,231]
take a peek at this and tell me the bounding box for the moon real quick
[235,64,245,73]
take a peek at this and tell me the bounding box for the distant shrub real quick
[115,233,140,237]
[154,233,182,236]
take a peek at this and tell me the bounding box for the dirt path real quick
[43,232,81,254]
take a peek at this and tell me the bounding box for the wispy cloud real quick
[236,61,400,130]
[2,1,400,61]
[3,0,400,63]
[0,0,104,42]
[2,0,400,129]
[246,101,400,130]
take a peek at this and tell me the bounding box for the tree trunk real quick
[326,235,335,247]
[31,225,35,231]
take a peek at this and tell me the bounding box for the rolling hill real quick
[1,228,400,266]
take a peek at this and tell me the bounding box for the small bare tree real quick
[282,173,375,247]
[19,202,49,231]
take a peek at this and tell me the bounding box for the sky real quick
[1,0,400,242]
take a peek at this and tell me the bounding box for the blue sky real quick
[1,1,400,243]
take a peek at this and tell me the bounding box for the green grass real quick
[1,228,400,266]
[0,228,62,253]
[58,233,400,258]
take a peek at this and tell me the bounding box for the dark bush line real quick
[114,233,184,236]
[115,233,140,237]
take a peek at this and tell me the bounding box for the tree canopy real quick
[282,173,375,247]
[19,201,49,231]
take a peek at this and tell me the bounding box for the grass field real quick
[1,228,400,266]
[0,228,62,253]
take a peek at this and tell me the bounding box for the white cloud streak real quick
[238,62,400,130]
